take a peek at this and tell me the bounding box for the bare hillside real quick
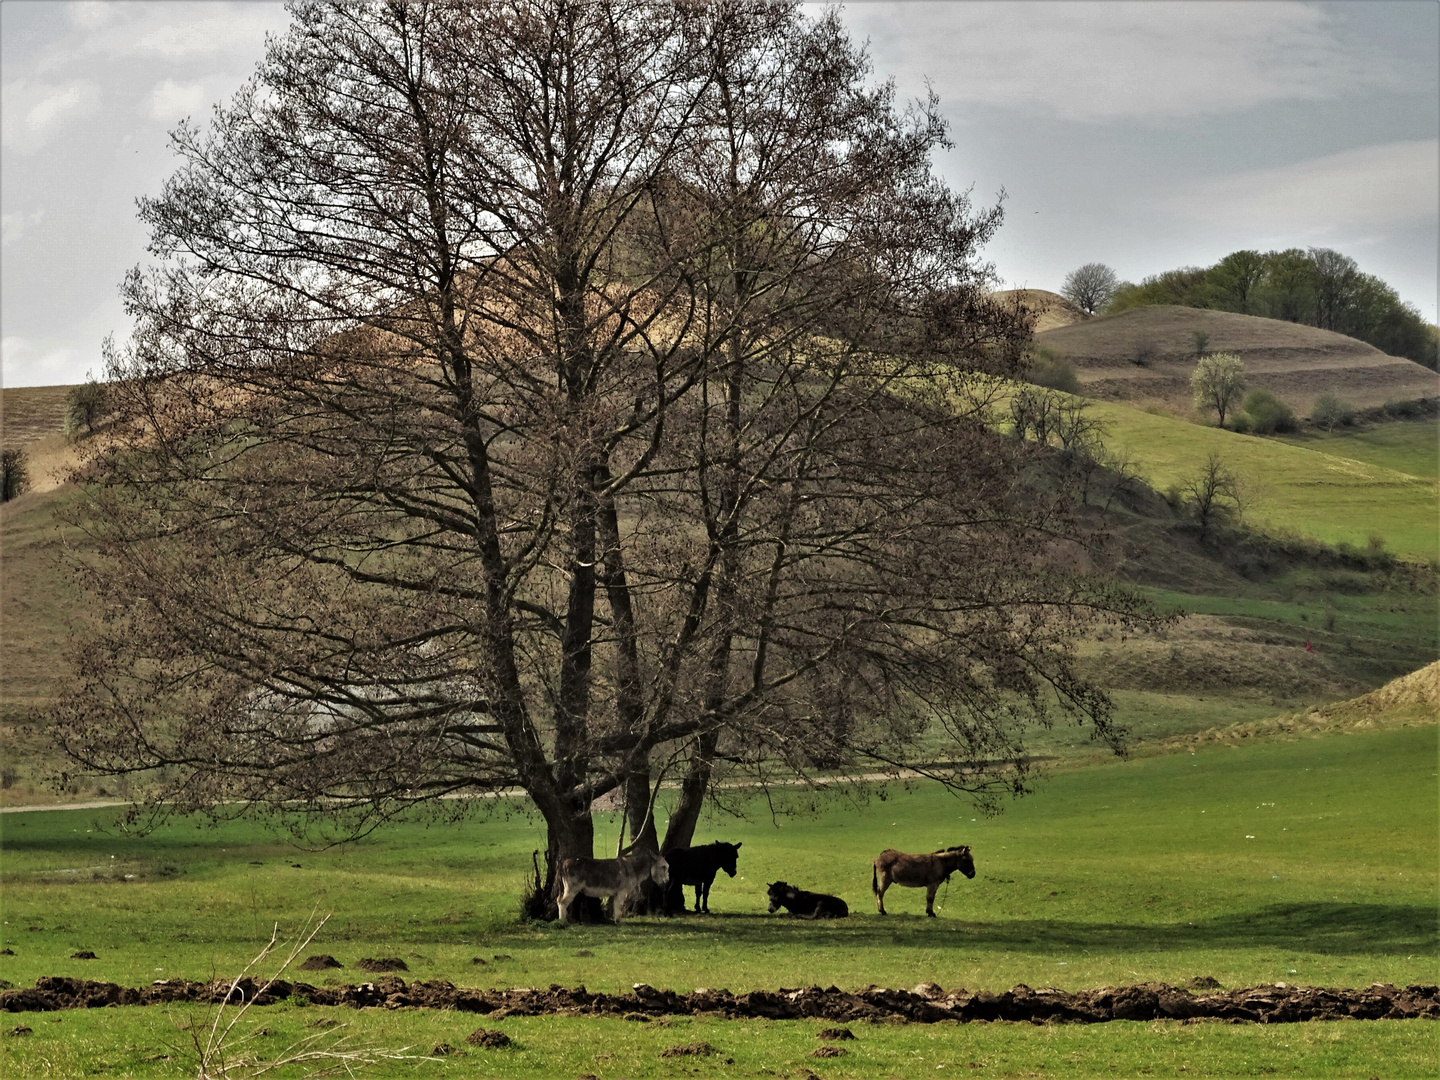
[993,288,1087,333]
[1036,306,1440,414]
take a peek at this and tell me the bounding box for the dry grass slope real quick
[0,385,83,495]
[1163,660,1439,751]
[1036,306,1440,414]
[992,288,1088,333]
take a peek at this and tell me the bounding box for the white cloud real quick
[846,1,1390,122]
[1,80,101,154]
[1,209,46,249]
[147,79,208,122]
[1162,140,1440,233]
[67,1,116,32]
[135,6,287,60]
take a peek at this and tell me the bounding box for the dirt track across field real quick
[3,976,1436,1025]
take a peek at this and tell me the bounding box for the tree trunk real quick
[662,730,719,853]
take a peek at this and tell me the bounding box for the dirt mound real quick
[299,955,343,971]
[660,1042,716,1057]
[4,977,1436,1025]
[357,957,408,973]
[1035,306,1440,412]
[465,1027,512,1048]
[1355,660,1440,711]
[994,289,1088,333]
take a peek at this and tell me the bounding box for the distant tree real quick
[64,376,110,438]
[1308,248,1360,332]
[1191,352,1247,428]
[1182,452,1242,542]
[1203,250,1266,312]
[0,448,29,502]
[1311,392,1353,431]
[1191,329,1210,357]
[1107,267,1208,313]
[1061,263,1119,315]
[1254,249,1316,324]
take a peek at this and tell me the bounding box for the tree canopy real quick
[57,0,1149,913]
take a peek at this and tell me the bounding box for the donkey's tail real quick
[871,864,878,895]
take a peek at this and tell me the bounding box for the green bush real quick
[0,448,29,503]
[1026,348,1080,393]
[64,377,110,438]
[1311,391,1353,430]
[1242,388,1296,435]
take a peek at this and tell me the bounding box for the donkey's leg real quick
[925,882,939,917]
[876,877,889,915]
[700,878,711,913]
[557,881,576,923]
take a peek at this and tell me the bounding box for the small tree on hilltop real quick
[1191,352,1247,428]
[64,376,110,438]
[1061,263,1120,316]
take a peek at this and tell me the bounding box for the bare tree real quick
[57,0,1150,914]
[1190,352,1247,428]
[1061,263,1119,316]
[1181,453,1242,541]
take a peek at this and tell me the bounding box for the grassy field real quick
[3,1007,1436,1079]
[1278,419,1438,482]
[1,724,1435,1077]
[1087,399,1439,562]
[2,726,1434,992]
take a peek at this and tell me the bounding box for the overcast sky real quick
[3,1,1436,388]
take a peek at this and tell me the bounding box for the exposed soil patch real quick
[465,1027,512,1048]
[817,1027,855,1040]
[298,955,343,971]
[811,1045,847,1058]
[3,977,1437,1024]
[661,1042,716,1057]
[68,952,97,960]
[356,958,407,973]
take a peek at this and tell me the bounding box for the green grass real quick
[1,720,1436,1078]
[2,1007,1436,1078]
[1087,400,1439,562]
[2,727,1434,995]
[1278,420,1439,482]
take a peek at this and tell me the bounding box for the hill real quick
[1035,306,1440,414]
[993,288,1087,332]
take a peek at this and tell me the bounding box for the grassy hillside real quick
[1086,397,1439,562]
[1278,418,1438,481]
[1036,306,1439,413]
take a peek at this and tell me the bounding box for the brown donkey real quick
[872,846,975,916]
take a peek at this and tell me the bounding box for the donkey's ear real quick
[734,842,742,849]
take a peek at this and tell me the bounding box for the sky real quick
[2,1,1437,388]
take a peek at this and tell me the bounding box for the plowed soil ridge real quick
[3,976,1436,1025]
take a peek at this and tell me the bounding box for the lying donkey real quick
[766,880,849,919]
